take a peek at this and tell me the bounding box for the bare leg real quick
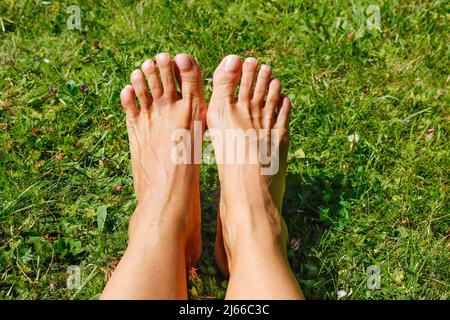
[208,55,304,299]
[101,53,206,299]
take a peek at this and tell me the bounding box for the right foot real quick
[120,53,205,268]
[207,55,293,277]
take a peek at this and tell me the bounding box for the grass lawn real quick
[0,0,448,300]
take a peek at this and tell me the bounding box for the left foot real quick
[120,53,206,267]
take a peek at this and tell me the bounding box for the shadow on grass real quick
[197,168,357,299]
[284,170,356,299]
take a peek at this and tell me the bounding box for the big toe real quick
[212,55,242,100]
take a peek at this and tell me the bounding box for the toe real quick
[253,64,272,105]
[274,95,291,131]
[238,57,258,102]
[263,78,281,128]
[155,52,177,101]
[130,69,152,111]
[173,54,203,99]
[212,55,242,101]
[142,59,163,99]
[120,85,138,118]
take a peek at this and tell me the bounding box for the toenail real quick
[142,59,155,70]
[130,69,142,79]
[245,57,257,64]
[176,55,193,70]
[157,53,170,63]
[260,64,271,72]
[224,55,241,72]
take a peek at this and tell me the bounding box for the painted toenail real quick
[245,57,257,64]
[224,55,241,72]
[157,53,170,63]
[176,55,193,70]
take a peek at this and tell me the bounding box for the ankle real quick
[220,197,283,234]
[128,199,191,243]
[226,229,289,274]
[221,207,286,252]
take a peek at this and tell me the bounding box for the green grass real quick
[0,0,449,300]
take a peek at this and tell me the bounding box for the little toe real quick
[274,95,291,132]
[155,52,177,101]
[212,55,242,101]
[130,69,152,111]
[120,85,138,118]
[238,57,258,102]
[142,59,163,100]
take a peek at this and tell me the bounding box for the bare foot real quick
[208,55,302,299]
[120,53,205,267]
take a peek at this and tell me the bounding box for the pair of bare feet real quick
[101,53,303,300]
